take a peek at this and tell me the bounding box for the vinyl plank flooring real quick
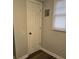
[26,50,57,59]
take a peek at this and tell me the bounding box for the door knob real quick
[29,32,32,35]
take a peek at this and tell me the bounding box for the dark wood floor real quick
[26,50,57,59]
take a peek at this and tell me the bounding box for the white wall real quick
[13,0,28,58]
[42,0,66,58]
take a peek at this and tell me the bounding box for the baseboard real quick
[18,54,29,59]
[18,47,64,59]
[40,47,64,59]
[18,49,40,59]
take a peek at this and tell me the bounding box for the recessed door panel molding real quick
[27,0,42,54]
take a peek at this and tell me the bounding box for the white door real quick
[27,1,42,54]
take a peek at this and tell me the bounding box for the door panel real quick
[27,1,42,54]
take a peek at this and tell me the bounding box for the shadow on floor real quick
[26,50,57,59]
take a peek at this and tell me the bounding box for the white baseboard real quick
[18,47,64,59]
[18,54,29,59]
[40,47,64,59]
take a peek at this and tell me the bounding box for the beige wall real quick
[13,0,27,58]
[41,0,66,58]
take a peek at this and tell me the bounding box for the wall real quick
[42,0,66,58]
[13,28,16,57]
[13,0,27,58]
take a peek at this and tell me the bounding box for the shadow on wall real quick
[13,27,16,58]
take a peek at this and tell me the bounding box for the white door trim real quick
[28,0,42,5]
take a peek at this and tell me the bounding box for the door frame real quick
[26,0,42,55]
